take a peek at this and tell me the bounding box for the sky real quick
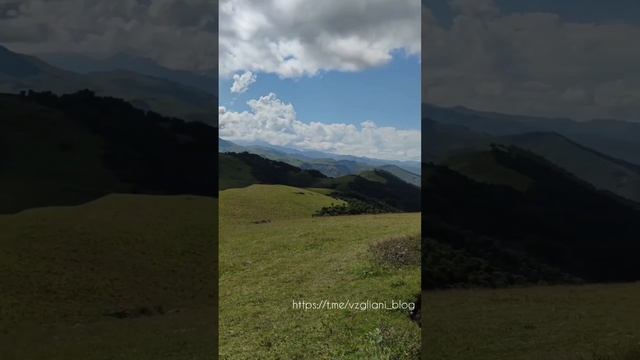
[219,0,422,161]
[423,0,640,122]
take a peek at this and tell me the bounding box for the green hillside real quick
[443,150,533,191]
[219,152,421,213]
[219,184,421,359]
[219,139,421,184]
[0,194,217,360]
[424,117,640,203]
[218,152,326,191]
[219,184,345,222]
[422,145,640,287]
[377,165,421,187]
[0,94,124,213]
[0,91,218,214]
[503,132,640,203]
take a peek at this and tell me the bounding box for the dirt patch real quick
[252,219,271,224]
[104,305,165,319]
[369,235,420,268]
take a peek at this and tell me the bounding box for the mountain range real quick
[40,51,216,94]
[0,45,216,124]
[424,106,640,204]
[421,103,640,288]
[219,152,421,213]
[219,138,422,187]
[425,103,640,166]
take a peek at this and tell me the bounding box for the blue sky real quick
[219,0,421,161]
[219,52,420,131]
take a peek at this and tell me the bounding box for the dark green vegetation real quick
[0,45,216,123]
[422,145,640,288]
[220,152,421,213]
[422,104,640,288]
[0,90,217,214]
[219,138,421,186]
[0,194,217,360]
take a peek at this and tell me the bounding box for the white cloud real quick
[230,71,257,93]
[0,0,217,72]
[219,0,421,78]
[424,0,640,121]
[219,93,420,161]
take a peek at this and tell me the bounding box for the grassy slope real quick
[443,150,533,191]
[0,194,217,360]
[503,132,640,203]
[423,283,640,360]
[0,94,125,213]
[218,154,257,190]
[219,184,421,359]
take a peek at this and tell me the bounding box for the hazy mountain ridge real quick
[0,45,216,124]
[39,51,216,94]
[425,103,640,165]
[423,107,640,203]
[219,152,421,212]
[220,138,422,186]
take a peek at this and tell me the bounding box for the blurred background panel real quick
[422,1,640,359]
[0,1,218,359]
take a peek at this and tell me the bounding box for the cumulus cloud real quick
[230,71,257,93]
[424,0,640,121]
[219,93,420,161]
[0,0,217,72]
[219,0,421,78]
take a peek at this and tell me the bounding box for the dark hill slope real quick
[0,45,216,123]
[0,91,217,214]
[422,145,640,287]
[423,117,640,203]
[424,103,640,166]
[219,138,421,185]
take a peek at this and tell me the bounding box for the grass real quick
[219,184,345,221]
[0,194,217,359]
[219,184,421,359]
[423,283,640,360]
[443,150,532,191]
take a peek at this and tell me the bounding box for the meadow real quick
[0,194,217,360]
[219,184,421,359]
[423,283,640,360]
